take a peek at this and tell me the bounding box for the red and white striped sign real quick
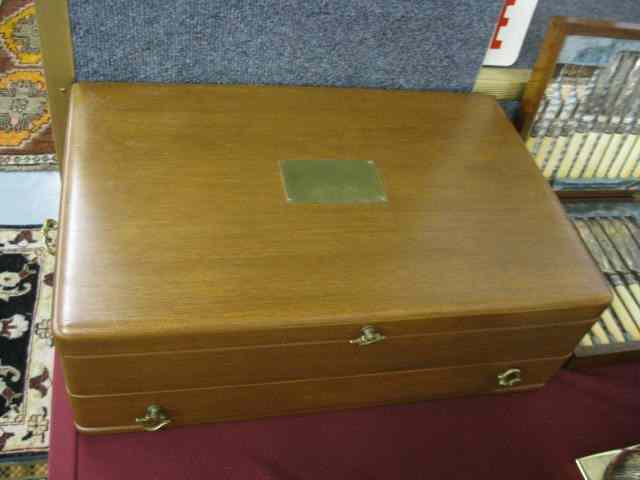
[483,0,539,67]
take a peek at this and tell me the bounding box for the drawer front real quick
[63,321,592,395]
[71,356,566,433]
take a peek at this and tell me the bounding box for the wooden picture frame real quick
[34,0,75,171]
[520,17,640,138]
[520,19,640,368]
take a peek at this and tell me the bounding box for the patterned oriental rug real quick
[0,226,55,478]
[0,454,46,480]
[0,0,56,171]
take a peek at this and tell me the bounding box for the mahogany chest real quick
[54,82,609,434]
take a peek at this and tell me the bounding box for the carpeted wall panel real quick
[516,0,640,68]
[67,0,502,91]
[498,100,520,124]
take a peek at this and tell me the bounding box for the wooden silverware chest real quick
[54,82,609,434]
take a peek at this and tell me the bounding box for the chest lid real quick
[54,82,609,355]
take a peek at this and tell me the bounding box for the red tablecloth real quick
[49,356,640,480]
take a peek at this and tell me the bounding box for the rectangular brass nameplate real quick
[280,160,387,204]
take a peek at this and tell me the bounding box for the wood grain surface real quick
[55,82,609,355]
[68,355,568,433]
[64,320,593,395]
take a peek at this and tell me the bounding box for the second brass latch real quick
[497,368,522,387]
[350,326,386,346]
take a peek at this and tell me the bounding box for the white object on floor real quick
[483,0,539,67]
[0,172,60,225]
[576,445,640,480]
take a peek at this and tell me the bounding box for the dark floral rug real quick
[0,225,54,467]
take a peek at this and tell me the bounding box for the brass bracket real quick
[497,368,523,387]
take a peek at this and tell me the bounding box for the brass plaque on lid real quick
[280,159,387,204]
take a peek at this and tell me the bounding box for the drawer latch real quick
[136,405,171,432]
[350,326,386,346]
[497,368,522,387]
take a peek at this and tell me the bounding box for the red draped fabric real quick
[49,356,640,480]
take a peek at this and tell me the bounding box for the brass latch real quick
[350,326,386,346]
[497,368,522,387]
[136,405,171,432]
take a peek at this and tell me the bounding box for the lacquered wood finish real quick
[55,82,609,356]
[64,320,593,396]
[56,307,605,357]
[68,356,568,433]
[56,83,610,431]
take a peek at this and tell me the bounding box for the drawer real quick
[63,321,592,395]
[70,355,567,433]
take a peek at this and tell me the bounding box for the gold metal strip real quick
[473,68,531,101]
